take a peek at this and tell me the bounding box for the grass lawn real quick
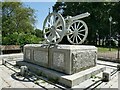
[97,47,118,52]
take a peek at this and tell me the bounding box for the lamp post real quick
[117,34,120,60]
[109,16,112,51]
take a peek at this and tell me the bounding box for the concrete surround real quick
[24,44,97,74]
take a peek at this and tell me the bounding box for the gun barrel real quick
[71,12,90,21]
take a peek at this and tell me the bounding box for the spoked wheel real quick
[67,20,88,44]
[43,13,65,44]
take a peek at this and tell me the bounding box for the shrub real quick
[2,32,41,45]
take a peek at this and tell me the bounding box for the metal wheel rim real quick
[67,20,88,44]
[43,12,65,44]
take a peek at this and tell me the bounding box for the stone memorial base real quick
[16,44,106,87]
[23,44,97,74]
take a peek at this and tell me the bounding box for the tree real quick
[2,2,40,45]
[35,29,44,39]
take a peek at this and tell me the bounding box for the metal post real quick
[2,59,6,65]
[109,21,112,51]
[118,35,120,60]
[20,66,28,76]
[109,16,112,51]
[118,46,120,60]
[0,46,2,55]
[102,71,111,82]
[95,30,99,46]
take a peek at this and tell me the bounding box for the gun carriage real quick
[43,12,90,44]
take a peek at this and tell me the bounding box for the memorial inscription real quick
[34,51,48,65]
[53,52,64,70]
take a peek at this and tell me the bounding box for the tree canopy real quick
[2,2,42,45]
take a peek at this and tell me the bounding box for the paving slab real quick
[1,78,11,88]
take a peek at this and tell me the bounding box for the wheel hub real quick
[51,26,56,30]
[51,26,56,33]
[73,29,78,36]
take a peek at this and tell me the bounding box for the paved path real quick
[0,53,120,89]
[0,63,60,89]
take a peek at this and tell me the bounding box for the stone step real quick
[17,61,106,87]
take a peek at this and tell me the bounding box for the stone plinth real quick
[24,44,97,75]
[17,61,105,88]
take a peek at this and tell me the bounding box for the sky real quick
[23,2,56,30]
